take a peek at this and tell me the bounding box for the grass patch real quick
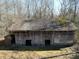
[0,45,61,51]
[72,54,79,59]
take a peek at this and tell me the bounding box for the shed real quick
[8,18,77,47]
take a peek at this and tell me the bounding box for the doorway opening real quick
[26,40,31,46]
[11,34,15,44]
[45,40,50,46]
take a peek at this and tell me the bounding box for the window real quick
[26,40,31,46]
[45,40,50,46]
[11,34,15,44]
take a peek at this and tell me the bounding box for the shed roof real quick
[8,18,77,32]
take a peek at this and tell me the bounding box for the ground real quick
[0,46,76,59]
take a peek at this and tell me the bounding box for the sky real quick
[21,0,61,15]
[54,0,61,14]
[0,0,61,15]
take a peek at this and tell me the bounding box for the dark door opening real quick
[26,40,31,46]
[11,34,15,44]
[45,40,50,46]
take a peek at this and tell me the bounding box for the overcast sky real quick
[54,0,61,14]
[0,0,61,15]
[20,0,61,14]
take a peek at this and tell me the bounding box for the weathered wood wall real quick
[14,31,75,46]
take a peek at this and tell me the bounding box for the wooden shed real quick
[8,19,77,47]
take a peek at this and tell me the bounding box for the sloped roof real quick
[8,18,77,31]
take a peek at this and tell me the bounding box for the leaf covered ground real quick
[0,46,75,59]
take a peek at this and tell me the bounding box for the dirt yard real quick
[0,46,76,59]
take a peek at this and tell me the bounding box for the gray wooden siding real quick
[14,31,75,45]
[15,33,25,45]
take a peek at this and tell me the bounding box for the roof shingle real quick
[8,18,77,31]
